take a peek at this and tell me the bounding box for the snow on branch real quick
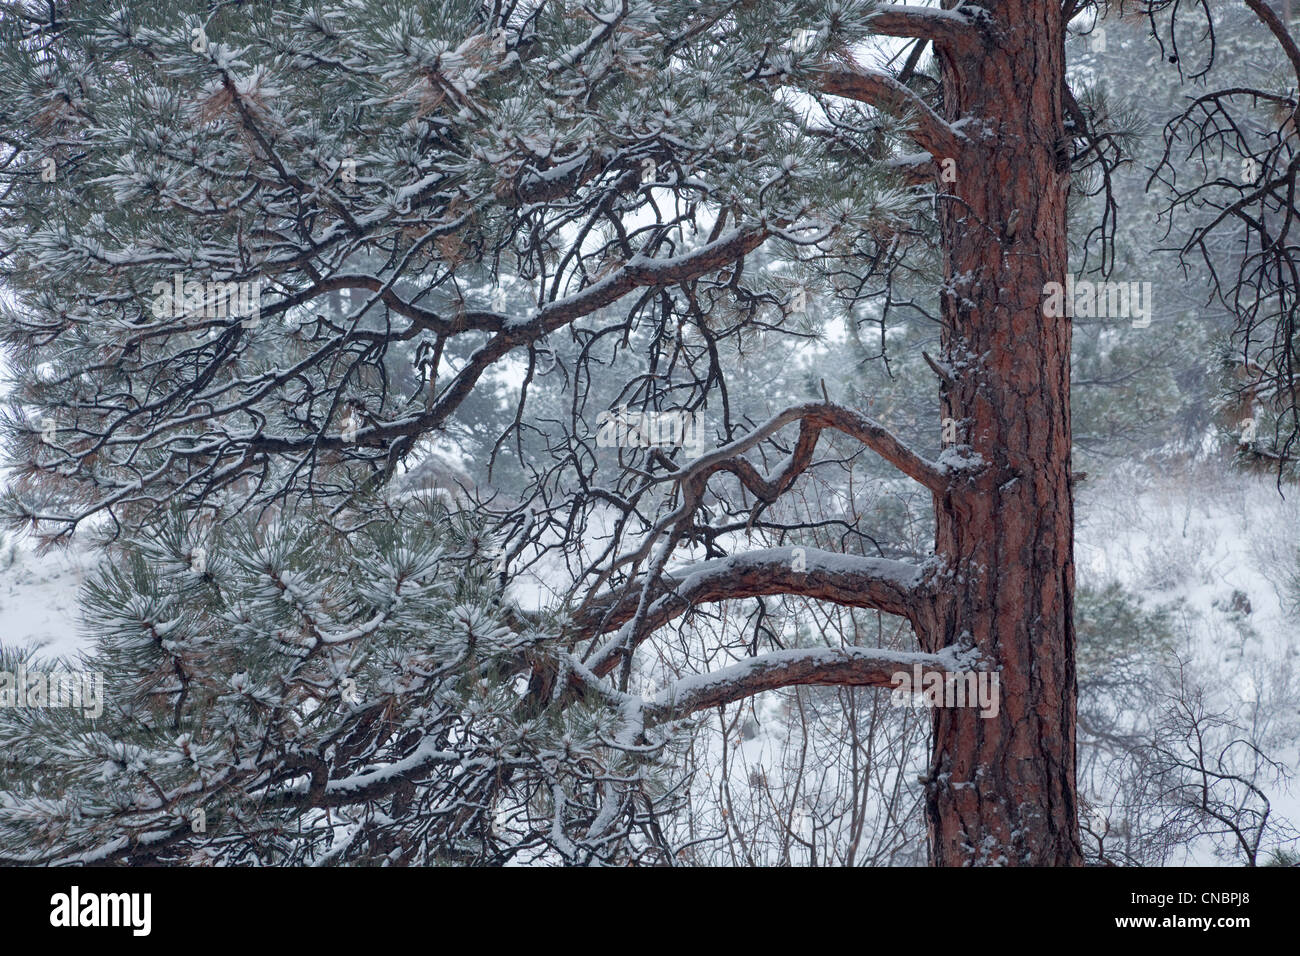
[866,4,985,47]
[413,226,772,437]
[815,65,966,159]
[576,546,932,675]
[641,643,980,724]
[671,400,950,495]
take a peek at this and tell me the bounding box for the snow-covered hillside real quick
[0,534,96,661]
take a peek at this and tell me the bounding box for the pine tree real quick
[0,0,1295,865]
[0,495,684,864]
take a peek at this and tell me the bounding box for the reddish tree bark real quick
[916,0,1083,865]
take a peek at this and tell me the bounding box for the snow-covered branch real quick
[575,547,931,674]
[815,65,966,159]
[867,4,984,47]
[641,643,976,724]
[670,400,949,497]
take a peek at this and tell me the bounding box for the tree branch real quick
[1244,0,1300,101]
[867,4,982,47]
[671,400,950,495]
[815,65,965,158]
[641,644,979,724]
[576,547,932,678]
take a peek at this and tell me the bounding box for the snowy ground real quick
[0,533,95,661]
[1076,459,1300,861]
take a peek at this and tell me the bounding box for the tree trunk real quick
[918,0,1083,865]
